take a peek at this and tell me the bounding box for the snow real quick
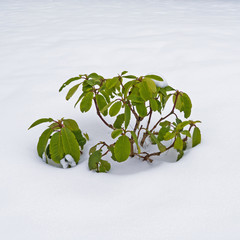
[1,0,240,239]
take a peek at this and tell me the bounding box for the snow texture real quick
[1,0,240,239]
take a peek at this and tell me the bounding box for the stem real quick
[150,91,180,133]
[93,97,114,130]
[130,117,141,157]
[140,109,152,146]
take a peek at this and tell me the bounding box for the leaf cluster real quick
[28,118,87,167]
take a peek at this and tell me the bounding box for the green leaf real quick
[113,114,125,129]
[80,92,93,113]
[50,132,64,164]
[96,94,108,116]
[74,92,85,108]
[101,90,111,103]
[131,131,141,154]
[83,133,89,141]
[88,73,100,80]
[143,77,157,93]
[123,75,137,79]
[37,128,53,158]
[87,79,101,86]
[148,131,166,152]
[114,135,131,162]
[127,94,145,103]
[176,121,190,131]
[164,86,175,91]
[108,146,117,161]
[61,127,80,163]
[158,126,170,141]
[135,103,147,117]
[99,160,111,172]
[177,150,184,161]
[106,77,119,89]
[88,150,102,170]
[111,129,122,139]
[192,127,201,147]
[59,76,81,92]
[63,119,79,131]
[65,84,80,100]
[149,99,158,111]
[164,132,175,141]
[139,81,152,101]
[123,80,135,97]
[173,93,183,111]
[145,74,163,82]
[89,145,97,155]
[28,118,54,130]
[73,130,86,149]
[159,121,170,127]
[109,101,122,117]
[182,93,192,118]
[124,105,131,129]
[121,71,128,75]
[174,135,183,151]
[181,130,191,138]
[63,119,86,148]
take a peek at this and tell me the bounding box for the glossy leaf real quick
[50,131,64,164]
[88,150,102,170]
[99,160,111,172]
[96,94,108,116]
[177,150,184,161]
[37,128,53,158]
[113,114,125,129]
[139,81,152,101]
[28,118,54,130]
[123,75,137,79]
[148,131,166,152]
[182,93,192,118]
[89,145,97,155]
[59,76,81,92]
[143,77,157,93]
[114,135,131,162]
[145,74,163,82]
[135,103,147,117]
[158,126,170,141]
[176,121,190,131]
[66,84,80,100]
[174,135,183,150]
[108,146,117,161]
[124,105,131,129]
[61,127,80,163]
[106,77,118,89]
[121,71,128,75]
[109,101,122,117]
[123,80,135,97]
[181,130,191,138]
[111,129,122,139]
[164,132,175,141]
[63,119,86,148]
[80,92,93,113]
[88,73,100,80]
[149,99,158,111]
[192,127,201,147]
[159,121,171,127]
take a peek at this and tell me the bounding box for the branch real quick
[150,91,180,133]
[93,97,114,130]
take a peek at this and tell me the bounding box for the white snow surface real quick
[1,0,240,239]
